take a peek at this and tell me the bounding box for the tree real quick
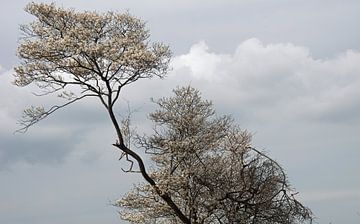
[14,3,191,223]
[116,86,313,224]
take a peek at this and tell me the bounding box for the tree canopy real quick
[116,86,313,224]
[15,2,171,132]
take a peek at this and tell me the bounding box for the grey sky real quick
[1,1,360,224]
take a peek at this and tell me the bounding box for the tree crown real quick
[117,86,313,224]
[14,2,171,132]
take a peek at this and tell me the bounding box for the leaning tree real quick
[14,2,191,223]
[116,86,313,224]
[14,3,312,224]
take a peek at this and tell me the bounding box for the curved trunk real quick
[107,105,191,224]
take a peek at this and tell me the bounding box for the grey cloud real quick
[0,69,113,169]
[0,134,77,170]
[0,106,111,170]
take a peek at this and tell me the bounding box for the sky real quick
[1,0,360,223]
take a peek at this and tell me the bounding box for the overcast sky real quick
[1,1,360,224]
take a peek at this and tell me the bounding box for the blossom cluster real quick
[15,2,170,99]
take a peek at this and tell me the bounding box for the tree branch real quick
[16,94,97,133]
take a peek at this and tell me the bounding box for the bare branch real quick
[15,94,96,133]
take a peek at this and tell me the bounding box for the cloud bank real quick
[171,38,360,124]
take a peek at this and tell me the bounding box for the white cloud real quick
[172,41,226,81]
[170,38,360,123]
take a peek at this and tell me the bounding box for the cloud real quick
[0,69,108,169]
[171,38,360,124]
[0,135,75,169]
